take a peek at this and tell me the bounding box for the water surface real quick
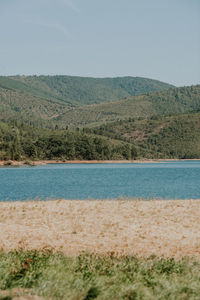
[0,161,200,201]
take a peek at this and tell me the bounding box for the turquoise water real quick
[0,161,200,201]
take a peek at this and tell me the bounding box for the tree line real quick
[0,121,138,161]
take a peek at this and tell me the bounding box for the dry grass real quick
[0,288,43,299]
[0,199,200,258]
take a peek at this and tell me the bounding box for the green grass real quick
[0,251,200,299]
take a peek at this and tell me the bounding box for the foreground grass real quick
[0,251,200,299]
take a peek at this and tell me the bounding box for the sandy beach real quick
[0,199,200,258]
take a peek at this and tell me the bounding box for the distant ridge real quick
[0,75,174,106]
[0,80,199,128]
[51,85,200,127]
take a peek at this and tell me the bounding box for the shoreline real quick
[0,158,200,166]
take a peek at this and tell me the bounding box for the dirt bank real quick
[0,159,161,166]
[0,159,199,166]
[0,199,199,258]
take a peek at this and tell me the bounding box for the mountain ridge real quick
[0,82,199,128]
[0,75,174,106]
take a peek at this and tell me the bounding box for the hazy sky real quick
[0,0,199,86]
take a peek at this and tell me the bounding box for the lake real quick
[0,161,200,201]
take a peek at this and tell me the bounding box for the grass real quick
[0,251,200,299]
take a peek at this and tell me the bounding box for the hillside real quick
[0,86,71,127]
[0,82,199,128]
[54,85,200,127]
[9,75,174,104]
[88,112,200,159]
[0,110,200,160]
[0,121,136,161]
[0,75,173,106]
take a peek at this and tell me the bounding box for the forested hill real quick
[0,121,136,161]
[0,111,200,161]
[0,75,199,160]
[0,86,72,128]
[0,75,173,105]
[51,85,200,127]
[87,112,200,159]
[0,83,199,128]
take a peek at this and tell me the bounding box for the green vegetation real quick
[0,81,199,128]
[0,121,137,160]
[0,251,200,299]
[0,86,72,128]
[88,112,200,159]
[0,76,199,159]
[0,75,173,105]
[1,109,200,160]
[55,85,200,127]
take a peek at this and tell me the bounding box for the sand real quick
[0,199,200,258]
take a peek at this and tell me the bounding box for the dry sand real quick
[0,199,200,258]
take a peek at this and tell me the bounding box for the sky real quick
[0,0,199,86]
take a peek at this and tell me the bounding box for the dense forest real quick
[1,111,200,161]
[0,121,137,161]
